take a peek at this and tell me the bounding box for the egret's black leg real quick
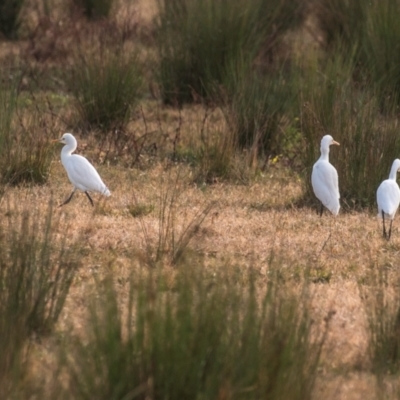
[319,203,324,217]
[85,191,94,207]
[382,210,387,239]
[59,190,75,207]
[388,219,393,241]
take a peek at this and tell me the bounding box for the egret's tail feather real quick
[327,201,340,216]
[102,187,111,197]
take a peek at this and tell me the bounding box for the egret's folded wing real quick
[66,155,106,193]
[312,162,340,210]
[377,180,400,217]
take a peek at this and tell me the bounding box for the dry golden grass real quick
[1,136,399,398]
[2,0,400,398]
[1,95,397,399]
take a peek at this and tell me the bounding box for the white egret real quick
[311,135,340,216]
[376,159,400,240]
[54,133,111,207]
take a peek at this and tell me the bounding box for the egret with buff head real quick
[54,133,110,207]
[377,159,400,240]
[311,135,340,216]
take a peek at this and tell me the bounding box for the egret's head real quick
[53,133,76,145]
[60,133,74,144]
[321,135,340,149]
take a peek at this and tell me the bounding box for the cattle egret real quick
[311,135,340,216]
[55,133,110,207]
[377,159,400,240]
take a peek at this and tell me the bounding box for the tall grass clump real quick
[156,0,304,105]
[361,1,400,104]
[299,54,400,209]
[68,45,142,133]
[0,0,24,39]
[0,201,81,398]
[177,107,240,184]
[59,264,324,400]
[0,69,18,152]
[2,108,56,185]
[0,73,55,185]
[360,267,400,397]
[315,0,400,105]
[192,124,237,184]
[313,0,366,51]
[137,168,214,266]
[222,66,296,160]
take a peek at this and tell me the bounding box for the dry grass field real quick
[2,0,400,398]
[3,135,399,399]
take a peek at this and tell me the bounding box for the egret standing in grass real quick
[54,133,111,207]
[376,159,400,240]
[311,135,340,216]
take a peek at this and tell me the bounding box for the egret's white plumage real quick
[56,133,110,207]
[376,159,400,239]
[311,135,340,216]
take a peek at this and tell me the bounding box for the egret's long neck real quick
[319,146,330,161]
[61,142,76,159]
[389,164,398,181]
